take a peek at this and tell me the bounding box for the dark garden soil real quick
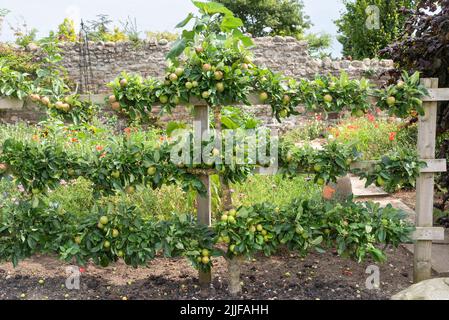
[0,247,414,300]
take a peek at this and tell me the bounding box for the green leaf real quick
[221,116,238,129]
[32,196,39,208]
[232,29,254,47]
[166,121,187,136]
[310,236,323,246]
[193,1,233,16]
[221,15,243,31]
[176,13,194,28]
[166,38,187,61]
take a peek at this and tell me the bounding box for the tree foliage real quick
[381,0,449,209]
[212,0,311,38]
[335,0,417,59]
[298,33,332,58]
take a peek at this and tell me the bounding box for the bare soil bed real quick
[0,247,413,300]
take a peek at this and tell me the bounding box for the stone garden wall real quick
[1,36,395,129]
[58,36,393,93]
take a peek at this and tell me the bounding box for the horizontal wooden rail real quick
[186,158,447,176]
[81,88,449,106]
[411,227,445,241]
[80,93,261,107]
[350,159,447,173]
[422,88,449,102]
[2,87,448,111]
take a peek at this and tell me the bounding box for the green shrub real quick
[0,60,34,100]
[282,118,326,143]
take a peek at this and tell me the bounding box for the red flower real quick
[96,145,104,152]
[322,185,336,200]
[389,132,397,141]
[71,137,79,143]
[124,127,131,136]
[316,114,322,121]
[367,113,375,122]
[79,267,86,273]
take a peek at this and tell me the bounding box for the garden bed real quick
[0,247,413,300]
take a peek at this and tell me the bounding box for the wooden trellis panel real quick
[2,84,449,285]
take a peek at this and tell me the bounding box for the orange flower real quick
[71,137,79,143]
[99,152,107,159]
[96,145,104,152]
[322,185,336,200]
[32,134,40,142]
[124,127,131,136]
[367,113,375,122]
[347,125,359,130]
[389,132,397,141]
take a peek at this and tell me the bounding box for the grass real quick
[231,174,321,208]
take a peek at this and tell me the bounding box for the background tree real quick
[335,0,417,59]
[297,33,332,58]
[381,0,449,211]
[212,0,311,37]
[212,0,331,56]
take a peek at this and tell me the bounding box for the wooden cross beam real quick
[412,227,445,241]
[350,159,447,174]
[422,88,449,102]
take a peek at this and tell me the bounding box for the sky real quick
[0,0,345,56]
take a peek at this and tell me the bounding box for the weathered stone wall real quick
[1,37,394,129]
[59,36,393,93]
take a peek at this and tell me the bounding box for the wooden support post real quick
[414,78,439,283]
[334,175,353,200]
[194,105,212,287]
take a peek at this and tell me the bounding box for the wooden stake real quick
[213,107,234,211]
[194,105,212,287]
[413,78,439,283]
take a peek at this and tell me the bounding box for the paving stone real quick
[392,278,449,300]
[350,175,389,197]
[403,244,449,276]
